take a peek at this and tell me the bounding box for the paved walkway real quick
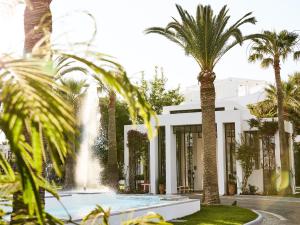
[221,195,300,225]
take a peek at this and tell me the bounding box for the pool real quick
[45,192,200,224]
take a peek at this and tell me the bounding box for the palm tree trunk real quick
[24,0,52,54]
[199,71,220,204]
[107,90,119,190]
[64,150,76,189]
[274,58,291,194]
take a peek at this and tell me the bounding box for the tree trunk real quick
[64,151,76,189]
[106,90,119,190]
[199,70,220,204]
[24,0,52,54]
[273,58,291,194]
[128,147,137,192]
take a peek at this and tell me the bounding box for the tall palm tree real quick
[248,30,300,194]
[60,78,88,190]
[145,4,257,204]
[106,89,119,190]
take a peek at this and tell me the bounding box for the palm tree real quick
[145,4,257,204]
[60,78,88,190]
[248,30,300,194]
[106,89,119,190]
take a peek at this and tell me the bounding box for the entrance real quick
[174,125,203,193]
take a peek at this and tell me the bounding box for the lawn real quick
[172,205,257,225]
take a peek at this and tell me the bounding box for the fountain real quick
[75,82,102,190]
[44,82,200,224]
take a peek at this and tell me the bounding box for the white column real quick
[124,127,129,190]
[235,121,243,194]
[150,135,158,194]
[217,123,225,195]
[274,132,281,191]
[165,125,177,194]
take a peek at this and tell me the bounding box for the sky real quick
[0,0,300,89]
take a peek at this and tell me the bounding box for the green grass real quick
[172,205,257,225]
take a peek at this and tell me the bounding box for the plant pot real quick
[159,184,165,194]
[228,183,236,195]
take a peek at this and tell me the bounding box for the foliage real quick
[0,57,75,223]
[248,30,300,67]
[236,135,259,194]
[122,213,171,225]
[138,67,184,114]
[127,130,149,166]
[146,4,258,71]
[0,51,157,224]
[248,118,278,136]
[81,205,110,225]
[97,97,132,180]
[172,205,257,225]
[248,78,300,134]
[81,205,170,225]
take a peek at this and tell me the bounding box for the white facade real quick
[124,78,295,195]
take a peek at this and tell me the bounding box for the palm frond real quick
[0,57,75,223]
[261,57,274,68]
[146,4,257,71]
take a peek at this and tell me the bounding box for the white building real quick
[124,78,296,195]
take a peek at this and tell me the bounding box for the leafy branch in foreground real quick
[81,205,171,225]
[0,57,75,223]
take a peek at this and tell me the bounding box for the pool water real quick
[46,192,167,220]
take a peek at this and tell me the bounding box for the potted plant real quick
[158,176,165,194]
[228,174,236,195]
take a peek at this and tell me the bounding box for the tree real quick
[146,4,257,204]
[249,31,300,193]
[106,89,119,190]
[98,98,131,181]
[139,67,184,114]
[60,78,88,189]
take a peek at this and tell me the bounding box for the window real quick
[158,126,166,184]
[225,123,236,193]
